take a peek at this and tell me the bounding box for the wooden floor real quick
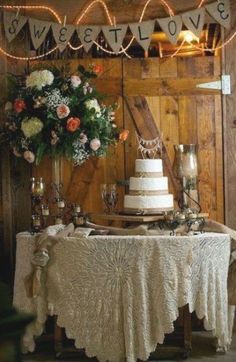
[23,332,236,362]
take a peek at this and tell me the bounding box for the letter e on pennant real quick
[52,23,75,52]
[77,25,101,53]
[206,0,231,29]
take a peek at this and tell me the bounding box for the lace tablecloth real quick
[14,232,234,362]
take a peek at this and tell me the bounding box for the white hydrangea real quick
[85,98,101,117]
[26,70,54,90]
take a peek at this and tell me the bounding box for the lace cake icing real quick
[124,159,174,213]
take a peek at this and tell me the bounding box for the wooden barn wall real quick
[123,57,224,221]
[31,57,224,224]
[223,6,236,229]
[0,0,31,283]
[2,0,236,280]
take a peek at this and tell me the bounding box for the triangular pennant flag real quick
[77,25,101,53]
[129,20,155,51]
[102,24,128,54]
[52,23,75,52]
[29,18,51,50]
[3,11,28,43]
[158,15,182,44]
[182,8,205,38]
[206,0,231,29]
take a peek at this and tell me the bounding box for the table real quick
[13,232,234,362]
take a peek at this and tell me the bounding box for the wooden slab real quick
[91,212,209,223]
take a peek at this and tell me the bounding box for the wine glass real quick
[101,184,118,214]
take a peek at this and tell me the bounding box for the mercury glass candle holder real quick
[173,144,199,210]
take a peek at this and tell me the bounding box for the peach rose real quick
[71,75,81,88]
[56,104,70,119]
[119,129,129,142]
[66,117,80,132]
[14,98,26,113]
[92,64,103,74]
[90,138,101,151]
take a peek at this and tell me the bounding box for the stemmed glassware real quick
[101,184,118,214]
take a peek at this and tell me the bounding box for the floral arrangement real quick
[1,64,128,165]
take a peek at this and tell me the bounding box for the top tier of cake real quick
[135,159,163,175]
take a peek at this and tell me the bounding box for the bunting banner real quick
[182,8,205,38]
[77,25,101,53]
[1,0,231,53]
[102,24,128,54]
[205,0,231,30]
[129,20,155,51]
[29,18,51,50]
[3,11,27,43]
[51,24,75,52]
[158,15,182,45]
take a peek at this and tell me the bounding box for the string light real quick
[0,45,58,61]
[198,0,205,8]
[140,0,174,22]
[76,0,113,25]
[68,44,83,51]
[0,5,62,23]
[0,1,235,60]
[170,38,185,57]
[192,30,236,52]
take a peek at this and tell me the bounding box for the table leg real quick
[183,305,192,358]
[54,317,63,359]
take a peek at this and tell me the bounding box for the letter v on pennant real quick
[182,8,205,38]
[77,25,101,53]
[29,18,51,50]
[3,11,28,43]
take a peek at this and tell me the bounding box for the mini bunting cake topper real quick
[136,132,163,159]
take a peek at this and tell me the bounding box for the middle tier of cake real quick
[129,176,168,195]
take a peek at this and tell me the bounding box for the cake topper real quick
[136,132,163,159]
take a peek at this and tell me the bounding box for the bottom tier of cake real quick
[124,194,174,214]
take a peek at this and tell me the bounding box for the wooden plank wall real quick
[123,57,224,221]
[223,9,236,229]
[0,1,32,283]
[33,57,224,223]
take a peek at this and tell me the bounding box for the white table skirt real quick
[13,232,234,362]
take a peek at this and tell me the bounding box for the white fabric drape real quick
[14,232,233,362]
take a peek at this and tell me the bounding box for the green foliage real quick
[0,65,121,166]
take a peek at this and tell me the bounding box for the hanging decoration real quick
[29,18,51,50]
[182,8,205,38]
[77,25,101,53]
[3,11,27,43]
[0,0,232,60]
[136,133,163,159]
[205,0,231,29]
[129,20,155,52]
[158,15,182,45]
[102,24,128,54]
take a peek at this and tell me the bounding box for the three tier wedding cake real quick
[124,158,174,214]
